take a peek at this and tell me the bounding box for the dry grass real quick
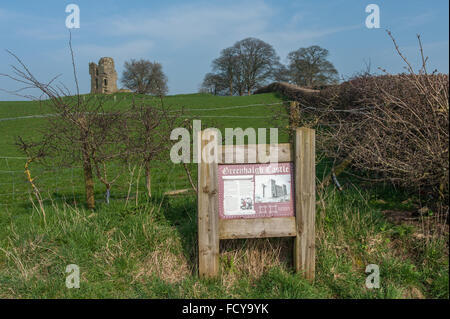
[133,244,190,284]
[219,238,292,289]
[402,286,425,299]
[0,234,61,283]
[132,236,293,288]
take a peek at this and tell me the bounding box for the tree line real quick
[200,37,339,95]
[115,38,339,97]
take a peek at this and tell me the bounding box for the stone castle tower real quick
[89,57,118,94]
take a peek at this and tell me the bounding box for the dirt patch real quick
[382,210,418,224]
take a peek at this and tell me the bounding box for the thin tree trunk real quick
[25,158,46,222]
[145,161,151,198]
[183,162,197,194]
[82,146,95,209]
[320,155,352,190]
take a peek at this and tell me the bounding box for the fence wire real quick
[0,100,302,208]
[0,156,196,208]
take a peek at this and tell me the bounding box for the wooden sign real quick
[218,163,295,219]
[198,127,315,280]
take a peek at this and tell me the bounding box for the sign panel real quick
[218,162,295,219]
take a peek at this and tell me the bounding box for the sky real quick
[0,0,448,100]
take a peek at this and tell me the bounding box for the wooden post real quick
[294,127,316,280]
[198,129,220,278]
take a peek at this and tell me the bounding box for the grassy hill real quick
[0,93,448,298]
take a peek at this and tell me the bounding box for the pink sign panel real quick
[218,162,295,219]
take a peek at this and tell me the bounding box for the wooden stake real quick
[198,129,220,278]
[294,127,316,280]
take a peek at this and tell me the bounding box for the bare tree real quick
[200,72,227,95]
[272,63,291,83]
[234,37,280,95]
[202,37,280,96]
[121,59,168,96]
[124,97,182,198]
[287,45,338,87]
[89,110,131,204]
[212,47,240,96]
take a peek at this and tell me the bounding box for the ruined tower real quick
[89,57,118,94]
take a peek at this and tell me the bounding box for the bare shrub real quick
[287,33,449,208]
[337,73,448,195]
[0,46,118,209]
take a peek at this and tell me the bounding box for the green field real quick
[0,93,288,207]
[0,93,448,298]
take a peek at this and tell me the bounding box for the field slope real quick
[0,93,448,299]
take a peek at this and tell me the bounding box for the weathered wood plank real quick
[219,143,292,164]
[198,129,220,278]
[293,127,316,280]
[163,188,195,196]
[219,217,297,239]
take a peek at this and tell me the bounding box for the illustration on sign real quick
[218,163,295,219]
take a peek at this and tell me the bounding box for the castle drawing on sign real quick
[255,175,290,203]
[269,179,288,198]
[89,57,118,94]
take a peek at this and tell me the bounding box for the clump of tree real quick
[121,59,168,96]
[201,37,281,95]
[202,40,339,95]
